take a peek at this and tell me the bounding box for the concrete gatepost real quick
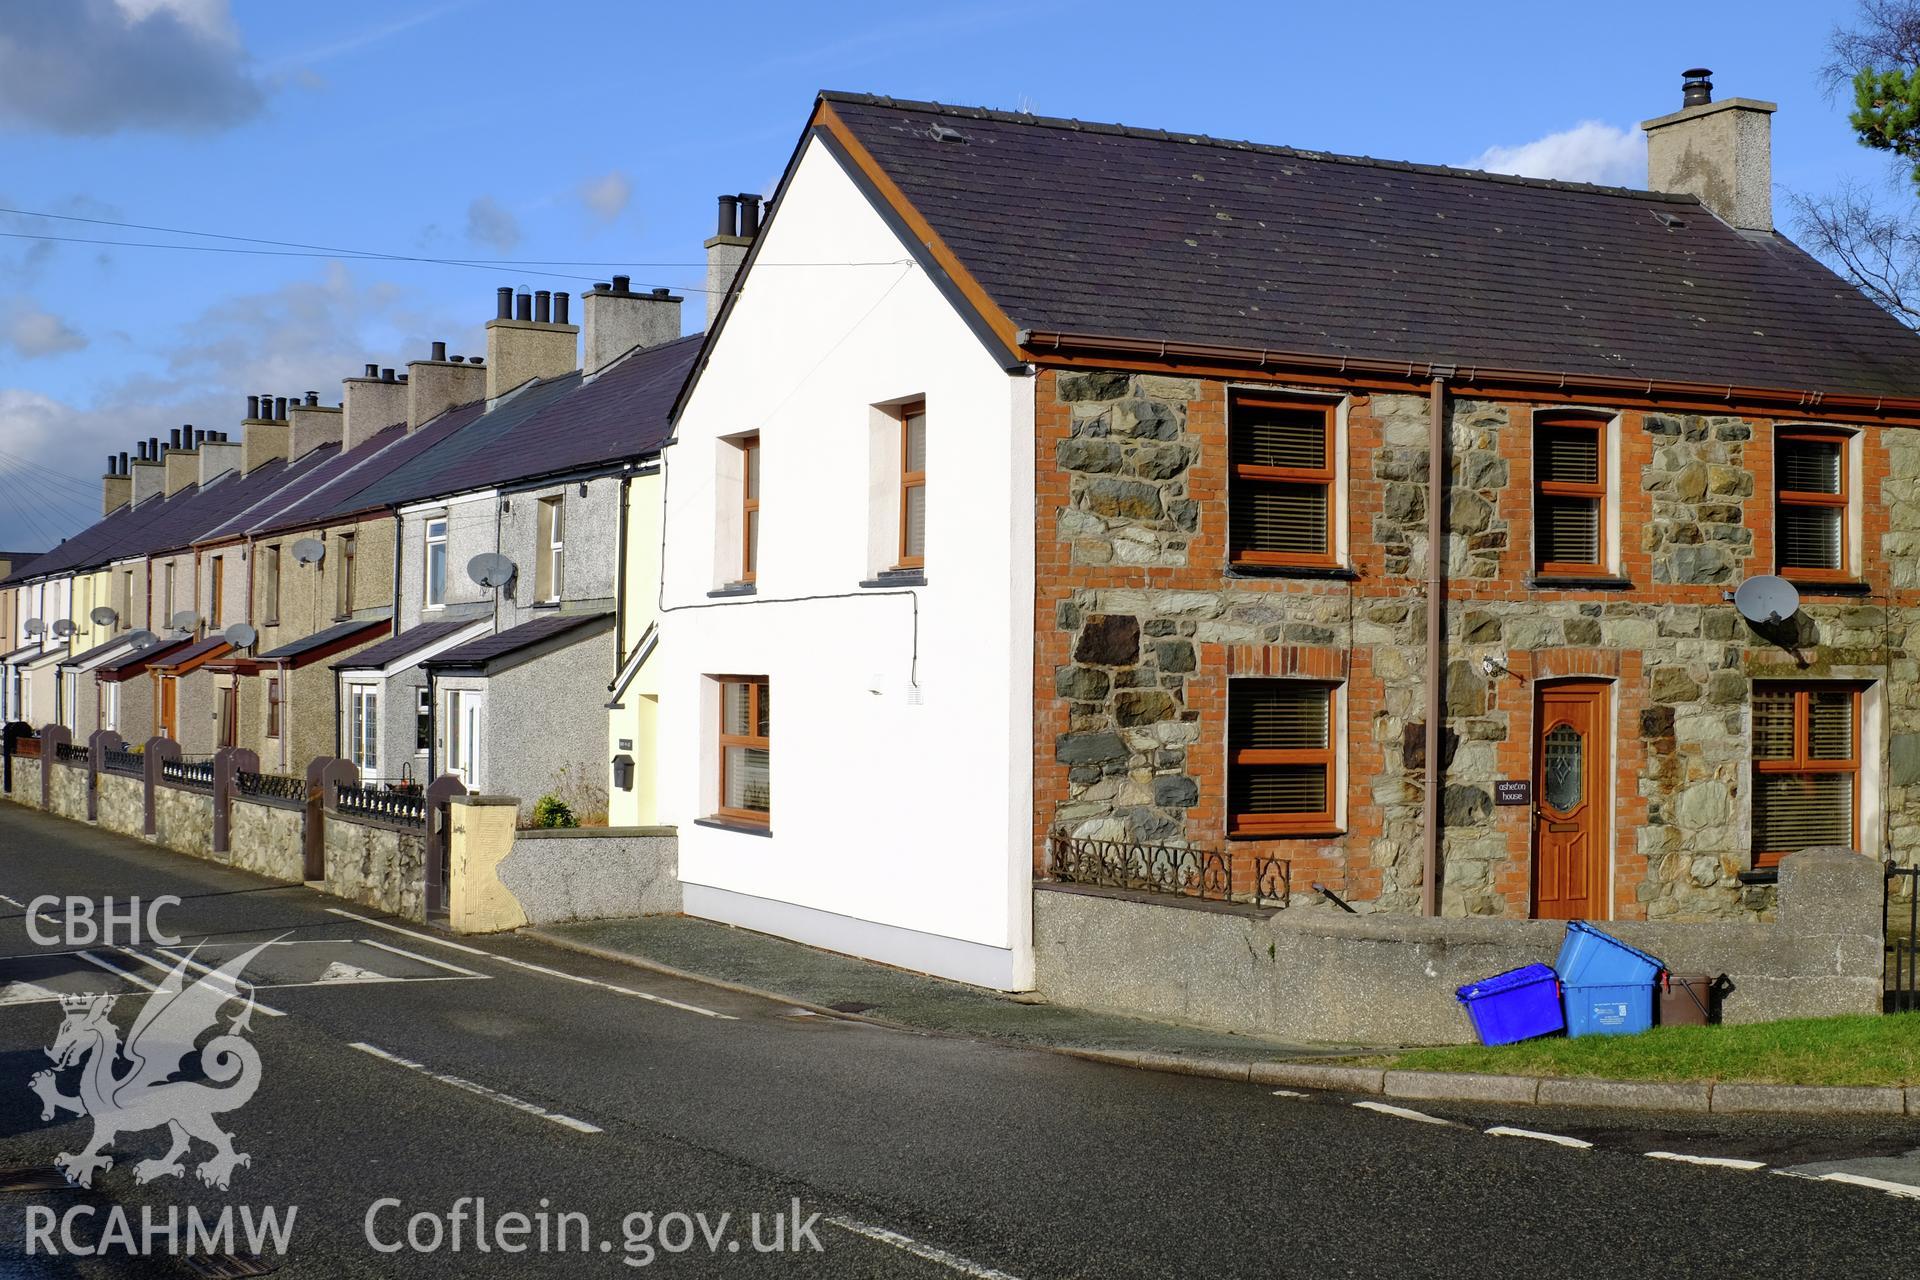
[37,724,69,811]
[423,773,468,914]
[212,747,258,856]
[446,795,528,934]
[306,757,359,881]
[141,737,180,836]
[86,729,122,822]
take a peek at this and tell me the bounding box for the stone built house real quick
[666,77,1920,996]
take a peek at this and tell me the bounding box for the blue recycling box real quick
[1556,920,1664,1037]
[1455,963,1565,1046]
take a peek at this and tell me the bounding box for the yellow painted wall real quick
[607,471,662,826]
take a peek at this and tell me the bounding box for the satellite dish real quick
[125,630,157,652]
[23,618,42,636]
[291,538,326,565]
[168,611,199,632]
[51,619,75,638]
[224,622,258,649]
[467,552,517,590]
[90,606,118,627]
[1733,575,1800,627]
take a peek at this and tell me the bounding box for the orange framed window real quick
[716,676,769,824]
[898,403,927,568]
[740,435,761,583]
[1775,431,1849,579]
[208,556,224,627]
[1229,679,1338,836]
[1535,417,1607,574]
[1751,683,1860,867]
[1229,395,1336,568]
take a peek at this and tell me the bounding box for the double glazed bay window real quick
[1229,396,1335,569]
[1752,684,1859,865]
[1229,680,1337,835]
[1776,432,1849,578]
[717,677,770,824]
[1535,417,1606,573]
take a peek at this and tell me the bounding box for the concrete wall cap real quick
[451,794,521,808]
[1641,96,1778,131]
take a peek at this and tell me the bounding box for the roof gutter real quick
[1016,330,1920,423]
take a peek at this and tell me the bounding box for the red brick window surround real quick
[1751,683,1860,867]
[1775,430,1850,580]
[1228,394,1336,569]
[1534,416,1608,575]
[1229,679,1339,836]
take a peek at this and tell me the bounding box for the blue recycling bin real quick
[1456,963,1565,1046]
[1556,920,1663,1037]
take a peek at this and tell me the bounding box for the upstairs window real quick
[261,546,281,626]
[424,518,448,608]
[717,676,770,825]
[163,563,176,626]
[1229,395,1335,569]
[1776,432,1849,579]
[1535,417,1607,574]
[208,556,224,628]
[740,435,761,583]
[1752,684,1859,866]
[334,533,356,621]
[899,403,927,568]
[266,677,282,739]
[536,496,565,602]
[115,571,132,632]
[415,686,431,752]
[1229,680,1339,836]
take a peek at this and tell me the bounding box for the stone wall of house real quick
[1034,368,1916,923]
[229,797,306,883]
[153,783,215,859]
[324,814,425,921]
[96,772,144,837]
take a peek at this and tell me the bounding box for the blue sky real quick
[0,0,1890,550]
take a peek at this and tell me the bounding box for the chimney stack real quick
[102,452,131,515]
[1642,68,1776,232]
[198,432,243,488]
[705,191,759,327]
[242,393,291,474]
[342,363,409,451]
[406,337,486,431]
[287,393,343,461]
[582,278,682,375]
[129,440,166,506]
[162,426,200,497]
[483,283,578,401]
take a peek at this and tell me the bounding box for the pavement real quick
[0,800,1918,1278]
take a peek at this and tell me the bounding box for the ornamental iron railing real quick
[54,741,88,763]
[160,756,214,791]
[336,782,426,827]
[1047,834,1290,908]
[236,770,306,804]
[101,747,144,777]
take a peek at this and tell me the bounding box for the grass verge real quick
[1350,1012,1920,1087]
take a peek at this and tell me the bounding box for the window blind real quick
[1230,682,1332,820]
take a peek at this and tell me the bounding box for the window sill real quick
[696,816,771,838]
[860,571,926,588]
[528,600,560,611]
[1526,574,1633,590]
[1737,868,1779,885]
[1229,828,1346,841]
[706,583,756,599]
[1227,563,1359,582]
[1782,578,1871,597]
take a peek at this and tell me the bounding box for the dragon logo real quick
[29,940,273,1190]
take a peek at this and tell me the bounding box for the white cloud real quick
[2,301,86,357]
[464,196,521,253]
[0,0,265,135]
[579,171,633,224]
[1469,121,1645,188]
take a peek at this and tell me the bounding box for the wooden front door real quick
[159,676,177,741]
[1532,681,1610,919]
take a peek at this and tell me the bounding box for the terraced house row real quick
[7,75,1920,1008]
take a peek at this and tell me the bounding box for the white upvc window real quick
[425,518,448,609]
[537,496,565,602]
[348,685,379,773]
[103,682,119,732]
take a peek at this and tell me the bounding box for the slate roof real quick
[823,93,1920,398]
[95,636,191,677]
[1,642,43,665]
[423,611,612,672]
[332,617,484,671]
[194,443,343,544]
[258,615,390,662]
[151,635,230,671]
[58,635,134,667]
[249,413,472,536]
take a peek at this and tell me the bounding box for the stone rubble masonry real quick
[1032,368,1919,923]
[324,813,426,922]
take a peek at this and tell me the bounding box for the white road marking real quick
[1816,1171,1920,1199]
[1646,1152,1767,1171]
[825,1216,1026,1280]
[489,954,736,1020]
[1486,1126,1592,1149]
[117,948,285,1017]
[348,1042,602,1135]
[0,980,64,1006]
[323,909,490,955]
[0,893,25,909]
[1270,1089,1308,1098]
[75,950,158,992]
[357,938,486,978]
[1353,1101,1452,1126]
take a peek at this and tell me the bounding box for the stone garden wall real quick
[325,815,425,921]
[153,783,215,859]
[229,797,305,883]
[48,760,87,821]
[8,758,41,808]
[1033,369,1918,922]
[96,772,143,837]
[498,826,681,925]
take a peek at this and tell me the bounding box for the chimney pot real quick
[470,356,483,365]
[118,451,128,473]
[652,286,671,298]
[534,290,552,323]
[496,286,513,320]
[170,428,182,449]
[451,354,465,363]
[717,194,738,238]
[246,395,260,419]
[105,453,115,475]
[381,368,395,383]
[305,390,319,406]
[739,194,762,238]
[193,429,205,447]
[1682,67,1713,107]
[593,281,611,294]
[431,340,447,362]
[553,292,569,324]
[148,436,159,459]
[612,274,631,294]
[274,396,288,420]
[364,363,378,378]
[515,292,533,322]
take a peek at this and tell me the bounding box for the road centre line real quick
[1353,1101,1453,1126]
[355,937,487,978]
[1485,1126,1592,1149]
[348,1042,602,1134]
[75,949,159,992]
[488,954,736,1019]
[323,909,491,955]
[117,948,285,1017]
[824,1216,1027,1280]
[1646,1152,1768,1171]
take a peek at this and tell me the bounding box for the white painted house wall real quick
[659,135,1037,989]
